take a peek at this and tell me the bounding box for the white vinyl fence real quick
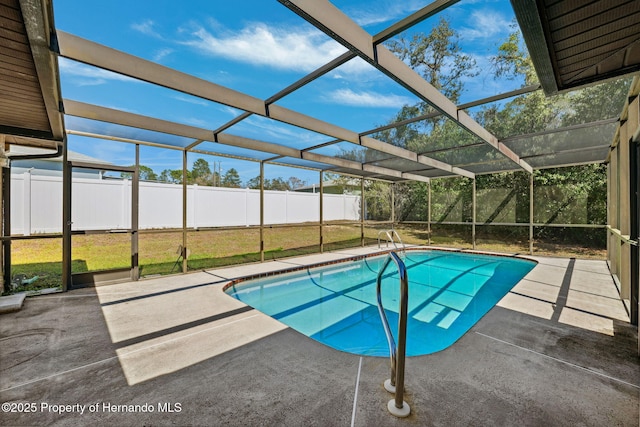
[11,173,361,235]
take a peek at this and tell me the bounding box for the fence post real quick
[23,170,31,236]
[285,190,289,224]
[319,171,324,253]
[192,184,198,229]
[343,191,347,221]
[246,187,250,227]
[121,178,128,229]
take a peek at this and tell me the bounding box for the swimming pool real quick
[224,250,536,356]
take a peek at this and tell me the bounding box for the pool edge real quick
[221,246,538,292]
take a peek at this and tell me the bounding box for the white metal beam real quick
[373,0,461,44]
[278,0,532,174]
[363,164,402,178]
[63,99,430,181]
[64,100,213,141]
[401,172,430,183]
[65,100,295,158]
[195,1,457,151]
[56,31,472,178]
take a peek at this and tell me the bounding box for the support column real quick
[62,139,72,291]
[630,137,639,327]
[182,150,188,273]
[625,94,639,328]
[472,178,476,250]
[131,144,139,281]
[0,138,4,293]
[2,166,10,292]
[391,183,395,226]
[471,177,476,250]
[619,118,631,302]
[610,144,620,276]
[361,178,365,247]
[319,171,324,253]
[607,163,612,263]
[427,181,431,246]
[529,172,534,255]
[260,161,265,262]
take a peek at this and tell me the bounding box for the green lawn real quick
[7,223,605,294]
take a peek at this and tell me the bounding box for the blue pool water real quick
[224,250,536,356]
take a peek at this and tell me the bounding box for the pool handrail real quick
[376,251,410,417]
[377,229,405,255]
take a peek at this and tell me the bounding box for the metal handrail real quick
[607,226,639,246]
[377,229,406,254]
[376,251,410,417]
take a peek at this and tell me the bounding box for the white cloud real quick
[326,89,411,108]
[182,117,209,127]
[132,18,374,77]
[172,95,209,106]
[459,10,510,41]
[346,1,425,27]
[153,48,174,62]
[131,19,162,38]
[180,22,348,72]
[58,57,138,86]
[330,56,376,77]
[219,105,244,118]
[241,115,326,144]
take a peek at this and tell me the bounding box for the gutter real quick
[7,142,63,162]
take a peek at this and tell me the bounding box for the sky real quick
[52,0,522,186]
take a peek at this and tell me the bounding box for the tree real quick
[245,175,307,191]
[458,26,614,247]
[490,24,538,85]
[483,24,630,136]
[192,158,213,185]
[221,168,242,188]
[120,165,157,181]
[287,177,306,190]
[170,169,189,184]
[158,168,191,184]
[387,17,477,104]
[159,169,170,182]
[372,20,618,239]
[245,176,261,189]
[364,180,392,221]
[266,177,290,191]
[189,158,220,187]
[370,17,480,221]
[139,165,158,181]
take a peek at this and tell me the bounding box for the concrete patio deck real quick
[1,247,638,426]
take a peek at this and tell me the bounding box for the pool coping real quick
[221,245,538,293]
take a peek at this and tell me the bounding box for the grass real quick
[7,223,606,294]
